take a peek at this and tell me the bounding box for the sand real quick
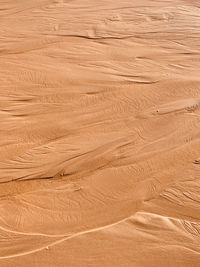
[0,0,200,266]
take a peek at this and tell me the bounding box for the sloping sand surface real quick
[0,0,200,266]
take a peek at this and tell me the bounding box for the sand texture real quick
[0,0,200,266]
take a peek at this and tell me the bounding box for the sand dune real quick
[0,0,200,266]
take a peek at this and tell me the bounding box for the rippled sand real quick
[0,0,200,266]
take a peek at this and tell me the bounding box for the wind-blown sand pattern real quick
[0,0,200,266]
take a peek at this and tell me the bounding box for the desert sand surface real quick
[0,0,200,266]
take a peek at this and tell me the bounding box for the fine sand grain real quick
[0,0,200,266]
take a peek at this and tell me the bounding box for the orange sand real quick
[0,0,200,266]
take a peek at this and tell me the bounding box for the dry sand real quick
[0,0,200,266]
